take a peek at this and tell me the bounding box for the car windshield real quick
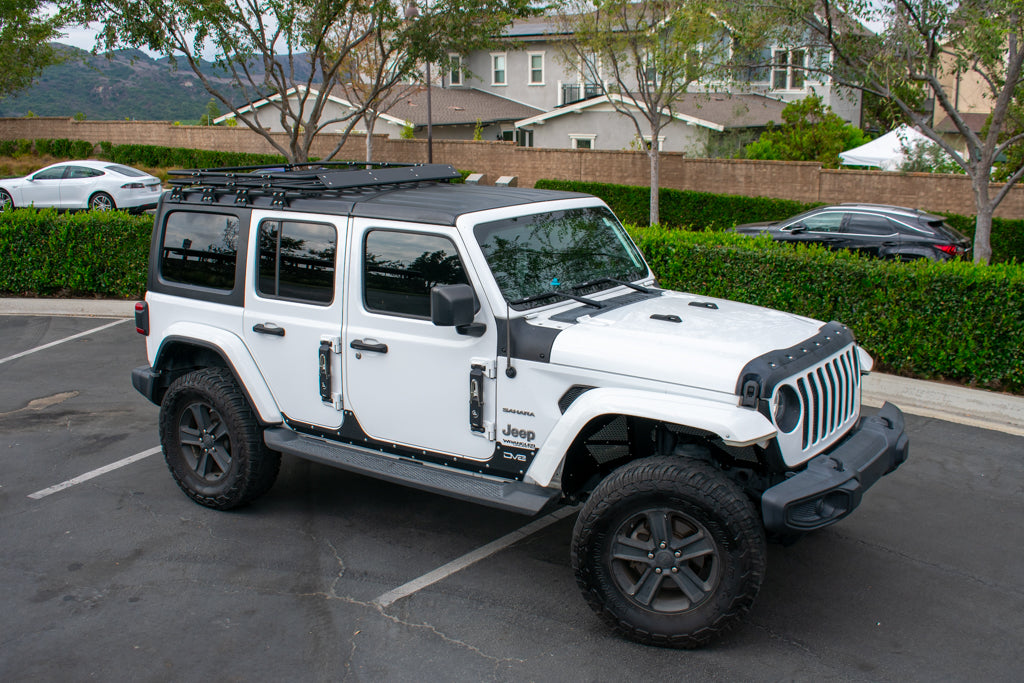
[474,206,647,310]
[105,164,146,177]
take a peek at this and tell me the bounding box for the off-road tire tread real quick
[159,367,280,510]
[571,455,766,649]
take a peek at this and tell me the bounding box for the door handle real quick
[253,323,285,337]
[350,339,388,354]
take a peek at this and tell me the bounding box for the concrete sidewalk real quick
[3,297,1022,437]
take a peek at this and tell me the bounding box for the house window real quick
[570,134,596,149]
[506,129,533,147]
[492,53,507,85]
[772,49,807,90]
[448,54,462,86]
[638,135,665,151]
[529,52,545,85]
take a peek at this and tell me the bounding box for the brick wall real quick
[2,117,1021,219]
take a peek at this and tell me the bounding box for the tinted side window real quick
[257,220,337,304]
[799,213,845,232]
[847,214,896,235]
[66,167,104,179]
[33,167,66,180]
[364,230,469,318]
[160,211,240,290]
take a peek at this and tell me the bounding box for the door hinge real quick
[320,335,343,353]
[319,336,343,411]
[471,357,496,378]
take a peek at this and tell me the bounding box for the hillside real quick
[0,44,312,122]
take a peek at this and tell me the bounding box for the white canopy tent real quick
[839,125,935,170]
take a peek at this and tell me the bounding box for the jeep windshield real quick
[474,206,648,310]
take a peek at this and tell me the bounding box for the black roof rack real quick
[166,161,462,206]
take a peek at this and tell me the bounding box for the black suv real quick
[733,204,971,261]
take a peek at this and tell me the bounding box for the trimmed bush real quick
[536,178,817,230]
[537,178,1024,263]
[0,208,152,298]
[103,143,291,169]
[630,226,1024,394]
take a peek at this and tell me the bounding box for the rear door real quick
[843,213,900,257]
[59,165,104,209]
[242,210,347,429]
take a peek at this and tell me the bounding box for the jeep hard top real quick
[132,162,908,648]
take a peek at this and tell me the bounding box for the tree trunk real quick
[648,142,660,226]
[972,175,994,264]
[365,114,376,163]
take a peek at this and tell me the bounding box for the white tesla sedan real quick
[0,160,163,213]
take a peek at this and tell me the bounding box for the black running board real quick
[264,428,561,515]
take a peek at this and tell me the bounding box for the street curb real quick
[0,297,136,318]
[3,297,1022,437]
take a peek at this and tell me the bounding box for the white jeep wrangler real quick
[132,163,908,648]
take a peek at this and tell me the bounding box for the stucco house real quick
[219,11,861,154]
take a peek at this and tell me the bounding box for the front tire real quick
[159,368,280,510]
[572,456,766,648]
[89,192,115,211]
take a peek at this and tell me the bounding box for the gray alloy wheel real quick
[89,192,115,211]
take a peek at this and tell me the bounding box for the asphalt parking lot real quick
[2,314,1022,682]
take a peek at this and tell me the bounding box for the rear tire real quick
[0,190,13,212]
[159,368,280,510]
[572,456,766,648]
[89,192,115,211]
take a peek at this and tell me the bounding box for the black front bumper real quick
[761,402,909,535]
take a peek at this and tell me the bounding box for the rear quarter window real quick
[160,211,240,291]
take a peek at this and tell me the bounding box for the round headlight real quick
[771,384,801,433]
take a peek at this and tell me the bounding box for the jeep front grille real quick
[772,344,862,465]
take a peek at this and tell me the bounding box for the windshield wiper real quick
[510,289,604,308]
[572,276,655,294]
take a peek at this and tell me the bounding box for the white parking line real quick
[373,504,579,608]
[0,319,129,366]
[27,446,162,500]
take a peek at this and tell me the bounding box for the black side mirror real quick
[431,284,485,336]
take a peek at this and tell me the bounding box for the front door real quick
[242,211,346,429]
[342,220,497,461]
[21,166,65,208]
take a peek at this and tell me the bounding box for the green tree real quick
[766,0,1024,264]
[73,0,536,163]
[0,1,68,97]
[198,99,221,126]
[556,0,767,225]
[742,95,871,167]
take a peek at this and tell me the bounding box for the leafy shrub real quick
[537,178,1024,263]
[536,179,818,230]
[630,226,1024,393]
[70,140,94,158]
[101,143,290,169]
[0,208,152,298]
[34,138,51,155]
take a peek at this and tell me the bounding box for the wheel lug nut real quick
[659,542,667,549]
[655,568,662,574]
[671,567,678,573]
[674,551,681,557]
[648,553,654,559]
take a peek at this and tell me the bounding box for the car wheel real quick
[89,192,116,211]
[0,190,13,212]
[572,455,766,649]
[159,367,281,510]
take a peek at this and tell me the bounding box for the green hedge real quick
[631,226,1024,393]
[100,143,291,169]
[537,178,1024,263]
[536,178,815,230]
[0,208,152,297]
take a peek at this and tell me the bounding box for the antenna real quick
[504,301,516,378]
